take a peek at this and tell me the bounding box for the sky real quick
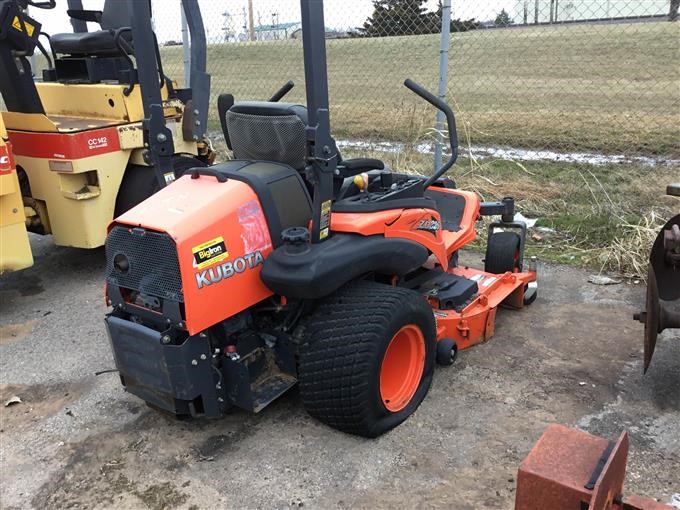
[30,0,517,44]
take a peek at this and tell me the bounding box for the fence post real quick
[434,0,452,174]
[181,1,191,88]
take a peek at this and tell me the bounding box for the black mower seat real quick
[223,100,385,177]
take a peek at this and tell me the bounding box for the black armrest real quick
[336,158,384,178]
[66,9,103,23]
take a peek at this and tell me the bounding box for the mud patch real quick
[137,482,189,510]
[0,319,38,346]
[0,379,92,430]
[192,428,247,462]
[31,416,193,509]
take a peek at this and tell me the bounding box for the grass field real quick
[162,21,680,156]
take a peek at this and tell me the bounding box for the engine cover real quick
[107,161,312,334]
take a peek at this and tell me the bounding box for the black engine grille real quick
[106,226,184,302]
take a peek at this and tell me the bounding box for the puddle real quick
[336,139,680,167]
[208,130,678,168]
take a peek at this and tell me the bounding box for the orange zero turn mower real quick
[103,0,537,437]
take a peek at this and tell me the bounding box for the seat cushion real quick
[51,30,121,56]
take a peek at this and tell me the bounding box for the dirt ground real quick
[1,234,678,510]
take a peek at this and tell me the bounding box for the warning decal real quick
[12,16,35,37]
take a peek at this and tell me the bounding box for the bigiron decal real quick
[192,236,228,269]
[195,251,264,289]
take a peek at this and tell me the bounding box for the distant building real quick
[513,0,668,24]
[254,22,301,41]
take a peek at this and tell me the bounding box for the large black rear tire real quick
[298,281,436,438]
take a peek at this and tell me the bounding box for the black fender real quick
[260,233,429,299]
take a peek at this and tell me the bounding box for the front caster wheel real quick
[436,338,458,366]
[523,281,538,305]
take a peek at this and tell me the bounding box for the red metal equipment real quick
[515,424,672,510]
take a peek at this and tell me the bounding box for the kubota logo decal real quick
[195,251,264,289]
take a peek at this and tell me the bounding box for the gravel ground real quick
[1,235,678,509]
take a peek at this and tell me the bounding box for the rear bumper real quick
[105,315,225,417]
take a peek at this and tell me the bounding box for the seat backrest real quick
[225,102,309,171]
[100,0,144,31]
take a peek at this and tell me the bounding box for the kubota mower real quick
[634,184,679,373]
[104,0,537,437]
[0,0,212,273]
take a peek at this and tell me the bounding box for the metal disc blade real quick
[643,265,660,373]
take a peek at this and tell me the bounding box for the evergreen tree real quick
[359,0,440,37]
[494,9,514,27]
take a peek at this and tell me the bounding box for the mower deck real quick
[432,266,535,350]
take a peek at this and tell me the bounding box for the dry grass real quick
[600,213,668,280]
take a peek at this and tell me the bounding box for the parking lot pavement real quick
[1,235,678,509]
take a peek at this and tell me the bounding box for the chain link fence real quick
[152,0,680,162]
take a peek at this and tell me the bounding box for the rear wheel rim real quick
[379,324,426,412]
